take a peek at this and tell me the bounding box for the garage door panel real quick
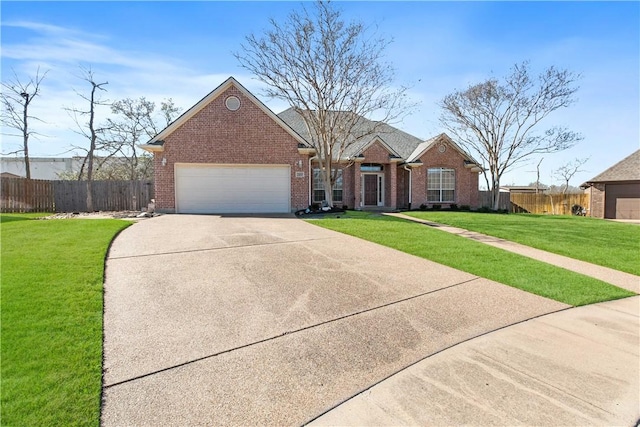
[616,198,640,220]
[175,165,290,214]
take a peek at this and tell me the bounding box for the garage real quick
[175,164,291,214]
[605,183,640,219]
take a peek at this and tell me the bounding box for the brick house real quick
[141,77,481,214]
[582,149,640,220]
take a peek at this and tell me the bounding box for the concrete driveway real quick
[101,214,567,426]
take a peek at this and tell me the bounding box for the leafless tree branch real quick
[235,0,416,206]
[0,67,49,178]
[440,61,583,209]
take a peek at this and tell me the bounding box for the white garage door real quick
[175,164,291,213]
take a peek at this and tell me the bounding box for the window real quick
[360,163,383,172]
[427,168,455,202]
[313,169,343,203]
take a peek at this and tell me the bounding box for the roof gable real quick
[586,149,640,183]
[406,133,480,165]
[353,136,401,158]
[141,77,309,151]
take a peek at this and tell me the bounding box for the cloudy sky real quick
[2,1,638,187]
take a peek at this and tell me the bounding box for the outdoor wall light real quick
[161,157,167,166]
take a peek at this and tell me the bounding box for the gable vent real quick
[225,96,241,111]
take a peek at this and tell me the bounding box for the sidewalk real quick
[385,213,640,294]
[309,296,640,426]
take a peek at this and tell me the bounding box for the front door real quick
[363,174,383,206]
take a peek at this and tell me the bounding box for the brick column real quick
[354,161,362,209]
[390,162,398,209]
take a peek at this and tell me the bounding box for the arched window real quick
[427,168,455,202]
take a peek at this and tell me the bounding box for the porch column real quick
[389,164,397,209]
[354,159,363,209]
[389,159,400,209]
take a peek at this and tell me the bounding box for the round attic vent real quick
[438,144,446,153]
[225,96,241,111]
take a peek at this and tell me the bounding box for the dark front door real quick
[364,174,378,206]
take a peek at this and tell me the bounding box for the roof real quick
[406,133,481,165]
[277,108,424,160]
[584,149,640,184]
[140,77,311,152]
[500,185,549,193]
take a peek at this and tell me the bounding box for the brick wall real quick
[411,142,480,208]
[588,183,606,218]
[154,86,309,212]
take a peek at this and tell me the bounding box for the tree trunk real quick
[492,182,501,211]
[321,167,334,207]
[23,102,31,180]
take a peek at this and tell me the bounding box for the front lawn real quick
[405,212,640,276]
[1,214,131,426]
[309,212,634,306]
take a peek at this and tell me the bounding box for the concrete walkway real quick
[310,295,640,426]
[386,212,640,293]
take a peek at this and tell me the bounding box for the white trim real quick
[354,136,401,159]
[361,172,385,207]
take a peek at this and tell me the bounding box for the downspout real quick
[403,164,412,210]
[309,155,318,207]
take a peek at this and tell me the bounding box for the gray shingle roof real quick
[587,149,640,183]
[277,108,424,159]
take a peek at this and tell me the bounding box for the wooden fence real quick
[509,193,589,215]
[1,178,154,213]
[478,191,511,210]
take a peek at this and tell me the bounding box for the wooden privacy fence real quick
[1,178,154,213]
[478,191,511,210]
[509,193,589,215]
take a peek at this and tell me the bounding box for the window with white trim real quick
[427,168,455,202]
[313,169,343,203]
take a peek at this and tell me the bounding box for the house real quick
[581,149,640,220]
[499,185,548,194]
[141,77,481,214]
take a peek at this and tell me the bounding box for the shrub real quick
[449,204,458,211]
[419,203,427,211]
[460,205,471,211]
[432,204,442,210]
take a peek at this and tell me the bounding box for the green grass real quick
[1,214,131,426]
[308,212,634,306]
[405,212,640,276]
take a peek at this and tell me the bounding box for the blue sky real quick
[2,1,638,187]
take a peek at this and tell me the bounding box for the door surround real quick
[361,172,384,207]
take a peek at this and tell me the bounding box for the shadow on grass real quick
[0,213,49,223]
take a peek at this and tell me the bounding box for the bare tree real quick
[555,157,589,194]
[236,0,413,207]
[440,61,583,210]
[1,67,48,179]
[66,67,109,211]
[104,97,181,180]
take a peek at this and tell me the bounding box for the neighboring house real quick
[500,185,549,194]
[141,77,482,214]
[0,172,22,178]
[0,157,82,180]
[581,149,640,220]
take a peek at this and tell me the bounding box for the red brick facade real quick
[147,78,480,213]
[153,85,310,212]
[309,140,479,211]
[402,142,480,209]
